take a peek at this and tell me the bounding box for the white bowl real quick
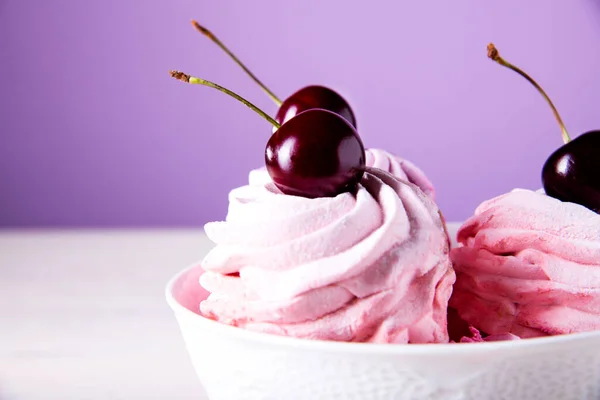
[166,263,600,400]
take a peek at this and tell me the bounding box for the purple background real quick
[2,0,600,227]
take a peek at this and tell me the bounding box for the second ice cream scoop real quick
[451,189,600,338]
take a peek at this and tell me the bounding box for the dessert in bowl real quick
[167,177,600,400]
[166,28,600,399]
[166,240,600,400]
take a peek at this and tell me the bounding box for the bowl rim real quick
[165,263,600,356]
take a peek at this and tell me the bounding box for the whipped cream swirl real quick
[200,168,454,343]
[451,189,600,338]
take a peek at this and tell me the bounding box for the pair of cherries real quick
[173,21,366,199]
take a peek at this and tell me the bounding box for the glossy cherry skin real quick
[447,307,476,343]
[274,86,357,130]
[542,130,600,213]
[266,109,365,198]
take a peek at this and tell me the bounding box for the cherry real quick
[447,307,475,343]
[275,86,356,128]
[169,71,365,198]
[266,109,365,198]
[191,21,357,128]
[542,132,600,212]
[487,44,600,213]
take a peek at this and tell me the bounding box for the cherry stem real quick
[169,70,281,130]
[191,20,283,107]
[487,43,571,144]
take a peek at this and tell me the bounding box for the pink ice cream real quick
[451,189,600,338]
[249,148,436,200]
[199,168,455,344]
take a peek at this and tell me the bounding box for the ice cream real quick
[199,167,455,344]
[450,189,600,338]
[249,148,436,200]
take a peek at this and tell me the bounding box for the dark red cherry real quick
[542,131,600,213]
[266,109,365,198]
[447,307,475,343]
[274,86,357,128]
[487,44,600,213]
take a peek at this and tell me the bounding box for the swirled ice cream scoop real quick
[199,168,454,344]
[451,189,600,338]
[249,148,435,200]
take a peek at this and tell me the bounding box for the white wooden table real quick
[0,225,460,400]
[0,230,215,400]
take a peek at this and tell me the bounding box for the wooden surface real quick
[0,230,214,400]
[0,224,460,399]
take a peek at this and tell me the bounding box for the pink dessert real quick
[451,189,600,338]
[168,36,600,346]
[168,27,455,344]
[249,148,436,200]
[199,168,455,344]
